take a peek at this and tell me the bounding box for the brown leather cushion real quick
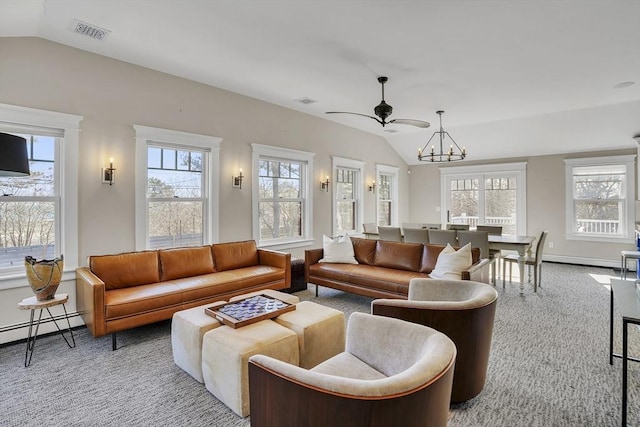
[351,237,377,265]
[90,251,160,290]
[373,240,423,272]
[212,240,259,272]
[420,244,480,273]
[159,246,215,281]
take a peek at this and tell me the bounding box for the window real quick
[376,165,399,226]
[134,125,221,250]
[252,144,314,249]
[565,155,635,241]
[440,162,527,235]
[332,157,364,236]
[0,103,82,286]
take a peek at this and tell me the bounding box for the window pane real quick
[148,201,203,249]
[337,200,355,231]
[148,147,162,168]
[485,178,517,235]
[574,174,622,200]
[450,178,478,226]
[0,201,56,268]
[162,149,176,169]
[574,200,621,234]
[31,135,55,161]
[259,201,302,240]
[378,201,391,226]
[259,160,301,199]
[177,151,191,171]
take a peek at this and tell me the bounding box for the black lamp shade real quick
[0,132,30,177]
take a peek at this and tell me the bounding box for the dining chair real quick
[362,222,378,234]
[476,225,503,281]
[378,226,403,242]
[457,230,495,284]
[428,229,458,246]
[502,230,548,292]
[446,223,470,231]
[403,227,430,244]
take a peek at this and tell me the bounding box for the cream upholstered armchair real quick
[372,278,498,403]
[248,312,456,427]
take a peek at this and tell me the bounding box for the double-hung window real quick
[134,125,221,250]
[252,144,314,249]
[333,157,364,236]
[440,162,527,235]
[0,104,82,285]
[376,164,398,226]
[564,155,635,241]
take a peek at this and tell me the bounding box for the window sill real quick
[0,269,76,291]
[565,233,635,244]
[258,238,315,252]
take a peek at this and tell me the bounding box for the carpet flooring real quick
[1,263,638,426]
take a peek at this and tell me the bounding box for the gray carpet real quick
[1,263,638,426]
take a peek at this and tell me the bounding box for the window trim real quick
[332,157,365,236]
[134,125,221,250]
[376,164,399,226]
[0,103,83,289]
[440,162,527,235]
[564,155,635,243]
[252,143,315,250]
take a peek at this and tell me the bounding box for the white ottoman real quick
[171,302,224,383]
[274,301,345,369]
[202,319,299,417]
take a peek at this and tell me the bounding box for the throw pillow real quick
[429,243,472,280]
[319,234,358,264]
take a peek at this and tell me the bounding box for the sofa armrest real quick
[462,258,490,283]
[304,249,323,283]
[258,249,291,287]
[75,267,106,337]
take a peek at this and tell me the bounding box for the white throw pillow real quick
[318,234,358,264]
[429,243,472,279]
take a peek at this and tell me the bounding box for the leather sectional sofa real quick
[76,240,290,349]
[305,237,489,299]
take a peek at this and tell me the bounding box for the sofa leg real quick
[112,332,117,351]
[315,284,319,297]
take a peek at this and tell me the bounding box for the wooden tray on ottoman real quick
[205,294,295,328]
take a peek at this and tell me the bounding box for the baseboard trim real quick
[542,254,623,270]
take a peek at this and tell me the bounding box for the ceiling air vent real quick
[73,20,111,41]
[295,97,318,105]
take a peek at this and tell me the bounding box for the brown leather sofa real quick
[305,237,489,299]
[76,240,290,349]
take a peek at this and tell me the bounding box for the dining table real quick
[488,234,536,293]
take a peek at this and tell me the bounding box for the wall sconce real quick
[102,157,115,186]
[320,176,330,192]
[233,168,243,189]
[368,180,376,192]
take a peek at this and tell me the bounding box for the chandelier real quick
[417,110,466,162]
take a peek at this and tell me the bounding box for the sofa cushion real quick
[429,243,472,280]
[420,244,480,273]
[104,281,183,319]
[90,251,160,290]
[351,237,377,265]
[374,240,423,272]
[160,246,215,281]
[212,240,259,272]
[319,234,358,264]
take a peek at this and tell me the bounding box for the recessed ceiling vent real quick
[295,97,317,105]
[73,19,111,41]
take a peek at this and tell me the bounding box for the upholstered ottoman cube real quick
[201,320,299,417]
[171,302,224,383]
[274,301,345,369]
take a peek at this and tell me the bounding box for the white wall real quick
[0,37,410,343]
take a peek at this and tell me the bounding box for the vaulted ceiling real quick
[1,0,639,163]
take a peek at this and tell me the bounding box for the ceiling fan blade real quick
[388,118,431,128]
[325,111,384,125]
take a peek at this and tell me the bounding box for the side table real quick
[18,293,76,367]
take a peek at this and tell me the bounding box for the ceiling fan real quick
[326,76,430,129]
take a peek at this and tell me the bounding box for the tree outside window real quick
[258,159,302,241]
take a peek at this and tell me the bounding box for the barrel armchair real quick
[372,278,498,403]
[248,312,456,427]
